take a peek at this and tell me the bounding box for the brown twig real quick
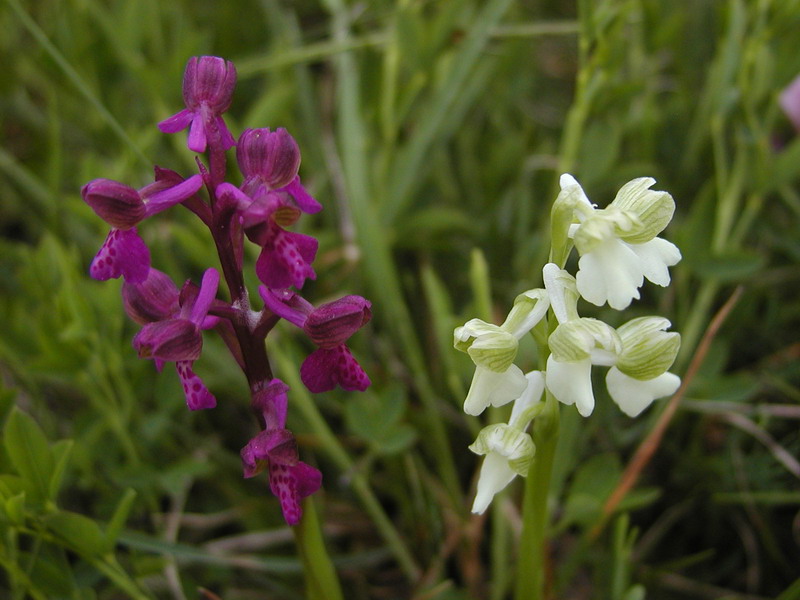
[589,285,745,541]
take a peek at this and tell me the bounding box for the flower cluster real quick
[82,56,371,525]
[455,174,681,514]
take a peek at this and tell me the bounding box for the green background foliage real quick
[1,0,799,598]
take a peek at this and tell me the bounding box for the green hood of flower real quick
[615,316,681,380]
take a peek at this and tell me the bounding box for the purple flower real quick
[238,128,302,192]
[240,379,323,525]
[90,228,151,283]
[260,288,371,392]
[158,56,237,153]
[82,172,203,282]
[215,129,322,290]
[781,74,800,132]
[130,268,220,410]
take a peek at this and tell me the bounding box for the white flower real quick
[561,174,681,310]
[454,291,549,416]
[606,368,681,417]
[542,265,680,417]
[470,371,545,514]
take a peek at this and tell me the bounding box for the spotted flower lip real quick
[260,287,372,393]
[130,268,220,411]
[158,56,237,153]
[240,377,323,526]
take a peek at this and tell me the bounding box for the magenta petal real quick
[300,345,370,393]
[90,228,150,283]
[144,174,204,216]
[300,348,338,393]
[252,379,291,430]
[255,230,318,290]
[189,268,220,324]
[187,110,208,153]
[158,108,194,134]
[216,116,236,151]
[176,361,217,410]
[334,345,371,391]
[258,287,313,328]
[269,461,322,526]
[282,176,322,214]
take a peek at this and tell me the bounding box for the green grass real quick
[1,0,799,598]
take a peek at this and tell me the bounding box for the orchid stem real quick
[294,498,344,600]
[515,390,559,600]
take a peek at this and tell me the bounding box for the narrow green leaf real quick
[47,439,73,501]
[104,488,137,548]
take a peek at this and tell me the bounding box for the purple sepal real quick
[81,179,145,229]
[258,287,313,328]
[304,296,372,348]
[144,174,204,216]
[237,128,301,191]
[90,228,150,283]
[133,319,202,362]
[255,229,318,289]
[122,268,180,325]
[283,176,322,214]
[300,345,371,393]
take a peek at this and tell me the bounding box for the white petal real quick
[628,237,681,287]
[463,364,528,416]
[605,367,681,417]
[510,371,546,428]
[545,355,595,417]
[471,451,517,514]
[576,240,643,310]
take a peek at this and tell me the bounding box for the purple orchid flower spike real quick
[158,56,237,153]
[131,268,220,410]
[82,173,203,282]
[260,288,372,393]
[240,379,323,525]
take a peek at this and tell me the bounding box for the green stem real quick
[294,498,344,600]
[272,347,422,581]
[515,391,560,600]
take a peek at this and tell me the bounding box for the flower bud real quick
[614,316,681,380]
[237,128,301,190]
[303,296,372,348]
[183,56,236,114]
[501,289,549,339]
[609,178,675,244]
[82,179,145,229]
